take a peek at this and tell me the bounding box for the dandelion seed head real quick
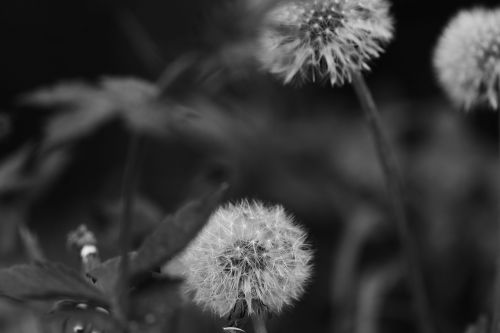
[433,7,500,110]
[259,0,394,86]
[181,200,312,317]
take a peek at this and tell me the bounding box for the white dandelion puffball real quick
[259,0,394,86]
[181,201,312,317]
[434,8,500,110]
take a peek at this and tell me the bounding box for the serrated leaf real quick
[130,183,227,276]
[0,262,108,306]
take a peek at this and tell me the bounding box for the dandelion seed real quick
[181,201,312,318]
[434,7,500,110]
[259,0,394,86]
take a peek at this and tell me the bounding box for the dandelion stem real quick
[116,131,142,328]
[252,316,268,333]
[490,113,500,333]
[351,71,435,333]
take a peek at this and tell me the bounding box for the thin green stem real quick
[490,112,500,333]
[252,316,268,333]
[351,72,435,333]
[116,132,142,328]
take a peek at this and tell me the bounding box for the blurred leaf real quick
[20,77,171,149]
[128,276,182,333]
[0,262,108,305]
[98,194,164,246]
[0,202,28,255]
[0,146,68,197]
[88,254,132,297]
[44,300,120,333]
[205,0,286,50]
[353,263,402,333]
[0,147,67,255]
[88,183,227,295]
[0,147,32,194]
[130,182,228,276]
[0,300,42,333]
[18,225,46,262]
[465,316,488,333]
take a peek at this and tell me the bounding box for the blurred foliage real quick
[0,0,498,333]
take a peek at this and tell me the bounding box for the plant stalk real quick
[351,71,435,333]
[116,132,142,327]
[490,111,500,333]
[252,316,268,333]
[114,50,196,328]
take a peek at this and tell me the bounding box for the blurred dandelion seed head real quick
[181,200,312,317]
[434,7,500,111]
[259,0,394,86]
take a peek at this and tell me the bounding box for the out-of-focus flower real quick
[181,201,312,318]
[434,8,500,110]
[259,0,394,86]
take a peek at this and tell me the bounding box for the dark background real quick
[0,1,499,333]
[0,0,499,99]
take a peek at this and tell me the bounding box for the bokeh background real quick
[0,0,499,333]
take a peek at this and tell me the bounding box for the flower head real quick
[181,200,312,318]
[433,7,500,110]
[259,0,394,86]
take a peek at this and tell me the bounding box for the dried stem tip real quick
[181,201,312,318]
[67,224,100,271]
[259,0,394,86]
[434,7,500,111]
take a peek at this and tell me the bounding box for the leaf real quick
[130,183,228,276]
[87,254,132,297]
[44,301,121,333]
[0,145,68,197]
[128,276,183,333]
[0,147,32,193]
[20,77,170,149]
[87,183,227,296]
[98,194,165,245]
[465,316,488,333]
[0,147,67,254]
[18,225,46,263]
[0,262,108,306]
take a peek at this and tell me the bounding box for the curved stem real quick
[351,72,435,333]
[490,112,500,333]
[252,316,268,333]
